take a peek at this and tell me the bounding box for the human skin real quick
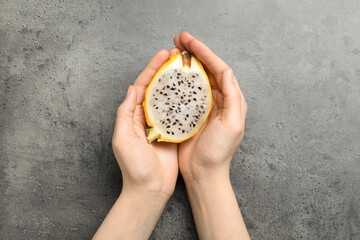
[174,32,250,240]
[92,49,180,240]
[93,32,250,240]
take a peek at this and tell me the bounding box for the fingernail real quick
[126,86,132,97]
[227,69,235,85]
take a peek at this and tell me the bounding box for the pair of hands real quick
[113,32,247,200]
[93,32,249,240]
[113,32,247,202]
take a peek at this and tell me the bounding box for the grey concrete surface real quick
[1,0,360,239]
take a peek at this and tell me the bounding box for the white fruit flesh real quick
[145,54,211,142]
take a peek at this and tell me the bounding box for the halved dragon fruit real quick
[143,51,212,143]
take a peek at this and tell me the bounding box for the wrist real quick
[121,184,171,205]
[184,171,231,194]
[181,160,231,186]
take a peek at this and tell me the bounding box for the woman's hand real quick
[174,32,250,240]
[174,32,248,183]
[93,49,179,240]
[112,49,179,198]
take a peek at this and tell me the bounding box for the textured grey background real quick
[1,0,360,239]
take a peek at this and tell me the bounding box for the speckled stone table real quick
[1,0,360,239]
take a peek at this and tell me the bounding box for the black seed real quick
[153,94,155,96]
[178,81,181,85]
[167,118,170,122]
[181,96,183,99]
[203,111,205,113]
[181,80,184,84]
[166,126,170,128]
[193,98,197,101]
[169,108,173,111]
[171,132,174,135]
[177,73,181,76]
[165,102,169,105]
[178,128,181,130]
[175,92,178,95]
[178,89,181,92]
[170,87,176,90]
[185,118,187,121]
[167,98,170,100]
[166,85,170,88]
[173,83,176,87]
[193,123,196,127]
[175,119,179,122]
[179,123,183,126]
[177,76,180,79]
[162,87,166,90]
[200,105,204,109]
[156,89,159,92]
[199,110,202,113]
[167,131,170,134]
[188,94,192,97]
[188,99,191,102]
[173,122,176,125]
[182,130,185,133]
[153,104,156,107]
[155,98,158,100]
[170,76,172,79]
[162,110,165,113]
[186,114,189,117]
[185,103,188,105]
[160,91,163,94]
[164,93,168,96]
[166,113,169,116]
[198,87,202,90]
[192,75,195,78]
[204,96,207,98]
[193,91,197,94]
[159,79,161,82]
[155,107,159,109]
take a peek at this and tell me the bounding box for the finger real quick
[178,32,229,84]
[236,81,248,120]
[134,49,170,104]
[114,86,137,140]
[169,47,181,56]
[221,68,243,128]
[174,35,185,51]
[204,66,220,91]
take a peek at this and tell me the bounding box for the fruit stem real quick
[146,127,161,143]
[182,50,191,68]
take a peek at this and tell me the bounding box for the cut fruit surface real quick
[143,51,212,143]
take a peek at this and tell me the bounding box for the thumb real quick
[114,86,137,138]
[221,68,243,128]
